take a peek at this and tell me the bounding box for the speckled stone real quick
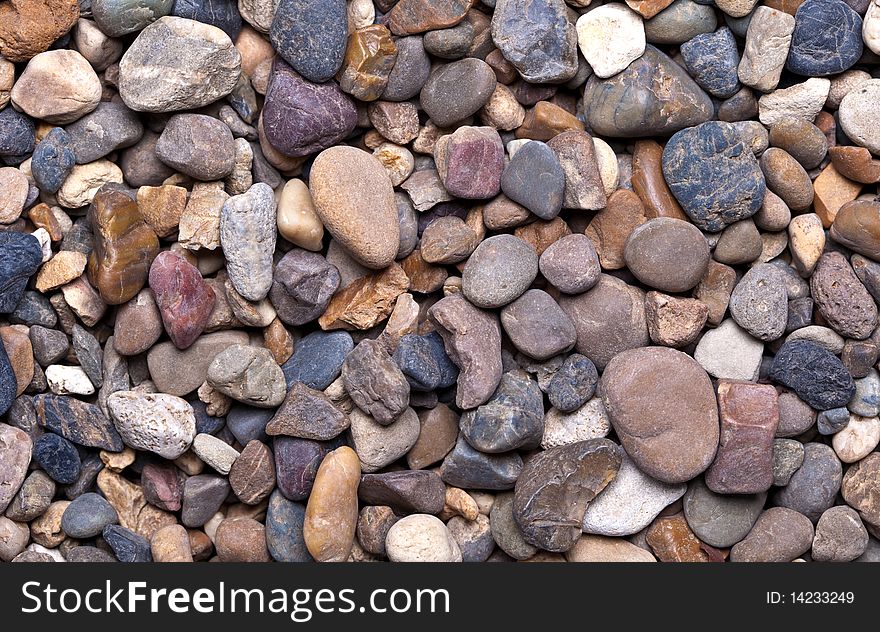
[420,58,496,127]
[786,0,862,77]
[662,121,765,232]
[434,126,504,200]
[680,27,740,99]
[462,234,539,309]
[729,264,788,342]
[0,232,42,314]
[269,0,346,83]
[33,433,81,484]
[31,128,76,194]
[769,340,855,410]
[810,251,877,340]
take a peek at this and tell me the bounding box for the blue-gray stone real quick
[786,0,862,77]
[439,436,523,490]
[281,330,353,390]
[500,140,565,220]
[65,102,144,164]
[0,232,43,314]
[226,404,271,444]
[10,292,57,328]
[547,353,597,413]
[662,120,765,232]
[270,0,348,83]
[460,371,544,453]
[0,341,16,417]
[393,332,458,392]
[772,442,842,521]
[0,108,36,158]
[817,407,850,435]
[34,394,124,451]
[103,525,152,562]
[680,27,740,99]
[61,492,119,538]
[490,0,579,84]
[62,453,104,501]
[181,474,230,528]
[71,324,103,389]
[769,340,856,411]
[172,0,243,39]
[189,398,226,435]
[92,0,175,37]
[31,128,76,194]
[33,433,82,485]
[266,490,313,562]
[382,36,431,102]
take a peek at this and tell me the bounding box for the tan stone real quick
[11,49,100,124]
[100,446,136,473]
[515,101,585,141]
[234,25,274,75]
[0,325,33,396]
[440,487,480,522]
[0,56,14,108]
[178,182,229,251]
[479,83,526,131]
[566,534,657,562]
[813,163,862,227]
[377,292,419,354]
[30,500,69,547]
[137,185,188,238]
[27,203,65,241]
[319,263,410,331]
[625,0,674,18]
[514,217,572,255]
[97,469,176,539]
[373,142,414,187]
[788,213,825,276]
[0,0,79,62]
[275,178,324,251]
[585,189,647,270]
[151,524,193,562]
[35,250,87,292]
[303,446,361,562]
[57,160,124,208]
[60,276,107,327]
[645,292,710,348]
[0,167,28,224]
[693,260,737,326]
[829,145,880,184]
[263,317,294,365]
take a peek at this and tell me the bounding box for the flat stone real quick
[599,346,720,483]
[407,404,459,470]
[730,507,814,562]
[769,340,855,410]
[33,433,81,484]
[420,58,496,127]
[219,183,276,302]
[358,470,445,515]
[428,293,503,409]
[147,331,249,396]
[705,381,778,494]
[558,274,649,370]
[541,398,611,449]
[281,331,352,391]
[624,217,710,291]
[387,0,473,35]
[33,394,121,451]
[270,0,346,83]
[684,477,766,548]
[318,264,410,331]
[118,16,241,113]
[662,121,765,232]
[490,0,578,83]
[774,442,842,521]
[583,45,712,137]
[434,126,504,200]
[192,433,239,474]
[460,371,543,453]
[513,439,622,552]
[181,474,229,527]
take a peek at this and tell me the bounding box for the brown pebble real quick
[693,259,737,326]
[214,517,270,562]
[229,440,276,506]
[514,217,571,255]
[813,163,862,228]
[407,403,459,469]
[319,263,410,331]
[631,140,687,221]
[515,101,585,141]
[644,291,709,348]
[151,524,193,562]
[303,446,361,562]
[645,513,713,563]
[760,148,814,212]
[828,145,880,184]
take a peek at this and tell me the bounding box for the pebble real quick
[831,200,880,260]
[0,168,26,225]
[141,463,183,512]
[584,46,712,137]
[773,442,842,521]
[342,339,409,425]
[0,517,29,562]
[282,331,352,391]
[149,251,215,350]
[266,490,311,562]
[156,114,234,180]
[559,274,649,370]
[45,366,94,396]
[270,0,346,83]
[490,492,537,560]
[150,524,193,562]
[310,146,398,270]
[393,332,458,392]
[841,453,880,525]
[0,424,32,513]
[447,514,493,563]
[382,36,430,101]
[583,453,686,536]
[729,507,813,562]
[34,394,122,451]
[5,470,54,521]
[539,234,600,295]
[440,436,523,490]
[769,340,855,410]
[33,433,81,484]
[812,506,868,562]
[220,183,276,301]
[644,292,709,348]
[0,107,35,160]
[228,439,275,505]
[146,331,248,396]
[420,58,496,128]
[832,414,880,463]
[786,0,862,77]
[459,371,543,453]
[318,263,410,331]
[275,179,324,251]
[103,525,152,562]
[849,369,880,417]
[810,251,877,340]
[817,407,851,436]
[680,27,740,99]
[624,218,710,291]
[575,4,645,79]
[267,382,348,440]
[261,59,357,158]
[406,405,458,470]
[772,439,805,486]
[729,263,788,342]
[107,391,196,459]
[645,513,713,562]
[500,140,564,220]
[0,0,80,62]
[434,126,504,200]
[758,78,830,128]
[269,249,339,326]
[0,232,43,314]
[273,437,326,501]
[385,514,462,562]
[358,471,445,516]
[11,50,101,125]
[303,446,360,562]
[215,517,270,562]
[683,478,765,548]
[61,492,118,538]
[705,381,778,494]
[500,290,576,361]
[490,0,578,84]
[599,346,719,483]
[566,534,656,562]
[349,406,420,473]
[207,344,285,408]
[181,474,229,527]
[545,355,598,414]
[192,433,239,475]
[118,17,242,113]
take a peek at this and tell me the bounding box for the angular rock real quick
[266,382,349,441]
[769,340,856,410]
[149,251,215,350]
[460,371,544,454]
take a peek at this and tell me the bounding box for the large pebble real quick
[303,446,360,562]
[220,182,276,301]
[599,346,719,483]
[0,424,31,513]
[206,344,285,408]
[810,251,877,340]
[769,340,855,410]
[773,442,842,521]
[385,514,462,562]
[107,391,196,459]
[683,477,765,548]
[500,290,576,361]
[440,436,523,490]
[575,4,645,79]
[729,264,788,342]
[342,339,410,425]
[420,58,496,127]
[0,232,42,314]
[149,251,215,350]
[786,0,862,77]
[270,0,346,83]
[348,407,420,473]
[500,140,564,220]
[624,218,709,292]
[269,249,339,326]
[11,50,101,124]
[730,507,813,562]
[460,371,543,454]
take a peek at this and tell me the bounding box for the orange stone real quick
[27,203,64,241]
[319,263,410,331]
[264,317,294,365]
[137,185,188,238]
[35,250,87,292]
[336,25,397,102]
[625,0,675,17]
[401,249,448,294]
[515,101,585,141]
[0,325,33,396]
[830,200,880,261]
[645,513,719,562]
[514,217,572,255]
[0,0,79,62]
[828,146,880,184]
[763,0,806,14]
[813,163,862,227]
[584,189,647,270]
[631,140,688,221]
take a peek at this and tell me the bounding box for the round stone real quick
[786,0,863,77]
[547,354,598,413]
[500,140,565,220]
[773,442,842,521]
[419,58,496,128]
[462,234,539,309]
[270,0,346,82]
[10,50,101,125]
[730,507,814,562]
[839,80,880,156]
[60,492,118,538]
[575,4,646,79]
[156,114,235,180]
[729,264,788,342]
[385,514,462,563]
[623,218,709,292]
[500,290,576,361]
[599,346,720,484]
[683,477,766,548]
[539,234,601,295]
[812,505,868,562]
